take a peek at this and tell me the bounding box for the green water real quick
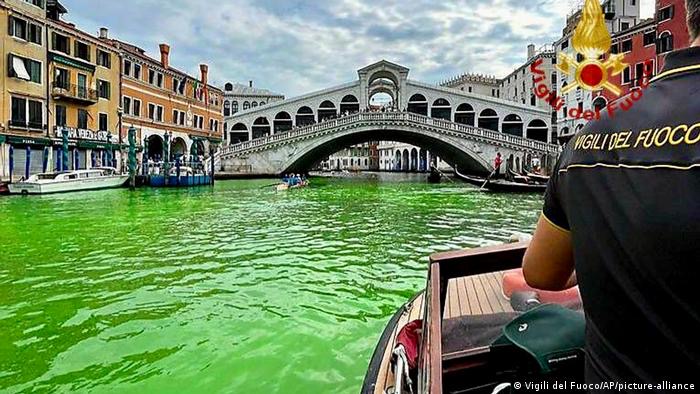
[0,174,542,394]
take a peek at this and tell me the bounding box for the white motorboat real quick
[8,167,128,195]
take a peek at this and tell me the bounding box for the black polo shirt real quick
[544,46,700,390]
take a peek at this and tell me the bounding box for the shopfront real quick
[1,135,53,182]
[54,126,121,171]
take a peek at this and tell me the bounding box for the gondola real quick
[454,169,547,193]
[362,242,585,394]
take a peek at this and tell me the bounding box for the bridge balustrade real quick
[219,111,560,158]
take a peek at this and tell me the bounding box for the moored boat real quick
[362,242,585,394]
[8,168,128,195]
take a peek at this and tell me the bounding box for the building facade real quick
[46,11,122,172]
[0,0,49,181]
[320,143,379,172]
[441,74,500,98]
[112,40,223,164]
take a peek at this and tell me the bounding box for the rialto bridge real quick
[217,60,560,176]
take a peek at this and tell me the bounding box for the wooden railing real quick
[218,112,560,159]
[418,242,529,394]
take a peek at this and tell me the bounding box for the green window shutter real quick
[51,31,56,50]
[8,16,14,36]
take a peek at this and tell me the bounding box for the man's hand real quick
[522,214,576,291]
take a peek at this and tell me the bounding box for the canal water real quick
[0,174,543,394]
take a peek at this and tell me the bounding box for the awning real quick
[12,57,31,81]
[0,135,6,143]
[7,135,51,146]
[77,140,116,150]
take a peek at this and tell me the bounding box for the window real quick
[148,103,156,120]
[97,50,111,68]
[576,53,585,62]
[133,63,141,79]
[224,101,230,116]
[157,73,163,88]
[124,60,131,76]
[11,97,26,126]
[148,69,155,84]
[530,94,536,106]
[243,101,250,110]
[78,109,88,129]
[622,66,631,84]
[97,80,111,99]
[54,67,69,88]
[123,96,132,115]
[99,113,108,131]
[621,22,630,31]
[157,106,163,122]
[621,39,632,53]
[9,98,40,128]
[561,39,568,50]
[10,55,41,83]
[232,101,238,114]
[644,31,656,46]
[173,110,185,126]
[630,0,636,5]
[74,41,90,61]
[29,23,41,44]
[611,43,619,54]
[56,105,66,126]
[468,86,472,93]
[52,32,70,54]
[657,6,674,22]
[9,16,27,40]
[657,32,674,54]
[133,99,141,117]
[24,0,44,7]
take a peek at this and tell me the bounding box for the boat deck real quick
[371,271,512,394]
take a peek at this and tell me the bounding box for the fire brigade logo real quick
[558,0,628,96]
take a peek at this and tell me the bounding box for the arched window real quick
[454,103,475,126]
[231,101,239,114]
[478,108,499,131]
[251,101,258,108]
[592,96,607,112]
[224,83,233,91]
[657,31,673,54]
[502,114,524,137]
[431,98,451,120]
[407,93,428,116]
[243,101,250,110]
[223,101,231,117]
[526,119,549,142]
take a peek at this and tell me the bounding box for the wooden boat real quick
[8,167,128,195]
[0,182,9,195]
[362,242,584,394]
[525,172,550,184]
[276,181,308,191]
[454,169,547,193]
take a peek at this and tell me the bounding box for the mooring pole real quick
[128,126,137,190]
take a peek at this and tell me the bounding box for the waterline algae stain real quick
[0,175,541,393]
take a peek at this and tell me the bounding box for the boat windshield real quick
[36,173,65,180]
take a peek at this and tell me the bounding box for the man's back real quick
[547,46,700,384]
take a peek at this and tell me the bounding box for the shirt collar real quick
[661,46,700,72]
[650,46,700,83]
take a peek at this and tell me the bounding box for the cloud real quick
[61,0,657,98]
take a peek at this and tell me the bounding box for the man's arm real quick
[522,214,576,291]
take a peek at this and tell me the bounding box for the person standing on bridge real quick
[523,1,700,389]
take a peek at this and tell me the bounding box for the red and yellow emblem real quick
[558,0,627,96]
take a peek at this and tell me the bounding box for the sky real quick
[61,0,655,98]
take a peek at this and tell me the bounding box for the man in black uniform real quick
[523,0,700,390]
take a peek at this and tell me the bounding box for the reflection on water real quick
[0,174,542,393]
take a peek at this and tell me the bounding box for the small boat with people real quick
[8,167,128,195]
[362,241,585,394]
[276,173,308,191]
[454,169,547,193]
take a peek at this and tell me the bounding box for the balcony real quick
[52,82,98,104]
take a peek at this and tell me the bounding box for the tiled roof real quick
[224,83,283,97]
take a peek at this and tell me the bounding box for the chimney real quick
[99,27,109,39]
[159,43,171,69]
[249,80,253,88]
[527,44,536,60]
[200,64,209,86]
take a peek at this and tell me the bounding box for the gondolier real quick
[523,3,700,389]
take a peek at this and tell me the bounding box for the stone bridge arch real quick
[271,125,493,175]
